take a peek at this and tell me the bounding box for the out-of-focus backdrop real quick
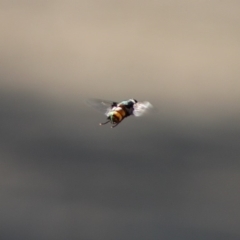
[1,1,240,239]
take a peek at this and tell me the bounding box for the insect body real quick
[86,98,153,128]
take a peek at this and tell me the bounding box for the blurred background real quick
[1,1,240,239]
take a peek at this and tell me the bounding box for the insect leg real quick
[99,120,110,125]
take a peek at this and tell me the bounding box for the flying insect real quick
[86,98,153,128]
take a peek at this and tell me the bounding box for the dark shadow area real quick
[0,90,240,240]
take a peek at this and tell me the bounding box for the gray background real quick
[1,1,240,239]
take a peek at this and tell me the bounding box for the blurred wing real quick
[85,98,117,116]
[133,101,153,117]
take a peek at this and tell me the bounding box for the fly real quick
[86,98,153,128]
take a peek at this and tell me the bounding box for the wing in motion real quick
[85,98,117,116]
[133,101,153,117]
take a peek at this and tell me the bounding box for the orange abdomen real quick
[113,108,127,123]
